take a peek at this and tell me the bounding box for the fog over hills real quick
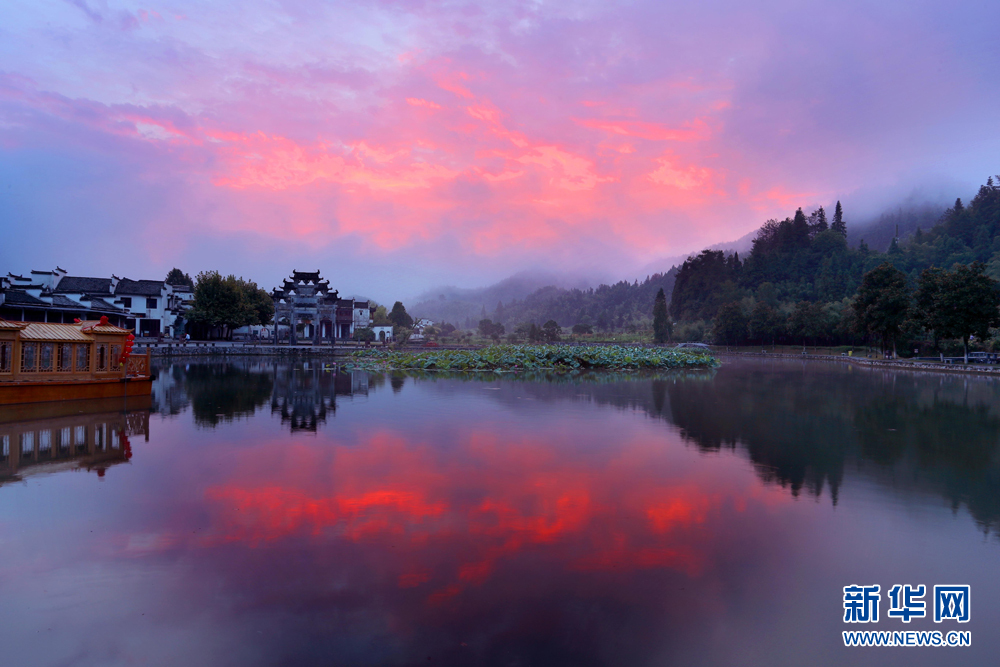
[409,271,598,325]
[409,191,959,327]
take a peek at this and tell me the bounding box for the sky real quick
[2,0,999,302]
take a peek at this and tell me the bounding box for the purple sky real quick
[2,0,998,301]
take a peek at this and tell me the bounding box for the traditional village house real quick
[0,269,192,338]
[1,269,127,326]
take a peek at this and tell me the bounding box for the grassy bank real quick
[347,344,716,372]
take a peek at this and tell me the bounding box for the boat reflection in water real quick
[0,396,151,486]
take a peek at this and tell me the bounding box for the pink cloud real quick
[406,97,442,110]
[574,117,712,142]
[6,0,994,287]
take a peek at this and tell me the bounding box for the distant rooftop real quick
[54,276,113,294]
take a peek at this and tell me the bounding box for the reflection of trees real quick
[415,360,1000,533]
[184,364,275,427]
[664,361,1000,532]
[150,364,190,416]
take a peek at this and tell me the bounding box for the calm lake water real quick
[1,358,998,666]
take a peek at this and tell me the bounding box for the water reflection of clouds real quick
[5,361,1000,666]
[192,425,790,612]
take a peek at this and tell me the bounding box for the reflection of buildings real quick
[0,398,151,486]
[270,362,369,432]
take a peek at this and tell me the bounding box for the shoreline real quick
[714,350,1000,376]
[142,343,1000,378]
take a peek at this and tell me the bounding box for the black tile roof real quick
[291,270,321,283]
[55,276,113,294]
[115,279,166,296]
[1,290,45,305]
[81,297,123,313]
[50,295,83,308]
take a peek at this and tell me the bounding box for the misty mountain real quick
[636,228,758,278]
[485,269,678,331]
[848,202,947,251]
[410,271,595,324]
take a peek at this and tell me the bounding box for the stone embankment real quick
[139,342,351,358]
[715,350,1000,376]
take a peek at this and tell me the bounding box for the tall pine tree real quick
[831,201,847,236]
[814,206,828,232]
[652,288,670,343]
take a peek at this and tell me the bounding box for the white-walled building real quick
[0,268,192,337]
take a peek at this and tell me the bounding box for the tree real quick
[914,267,947,349]
[187,271,263,339]
[831,201,846,236]
[165,268,194,288]
[353,327,375,342]
[652,287,671,343]
[749,302,782,347]
[244,281,274,327]
[916,262,1000,363]
[541,320,561,342]
[478,319,505,341]
[712,302,747,346]
[372,305,391,326]
[853,263,910,357]
[572,323,593,335]
[671,250,741,321]
[809,207,828,233]
[789,301,826,349]
[389,301,413,329]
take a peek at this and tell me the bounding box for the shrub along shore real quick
[346,344,717,372]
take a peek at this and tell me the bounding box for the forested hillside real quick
[669,176,1000,349]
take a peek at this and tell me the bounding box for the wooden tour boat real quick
[0,317,152,406]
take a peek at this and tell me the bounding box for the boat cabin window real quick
[21,343,37,372]
[75,344,90,372]
[96,344,108,372]
[111,345,121,369]
[39,343,54,372]
[58,343,73,372]
[0,342,11,373]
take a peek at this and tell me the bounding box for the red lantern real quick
[120,332,136,366]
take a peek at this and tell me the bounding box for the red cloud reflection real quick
[197,429,785,606]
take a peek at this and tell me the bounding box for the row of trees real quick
[876,262,999,361]
[707,262,1000,361]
